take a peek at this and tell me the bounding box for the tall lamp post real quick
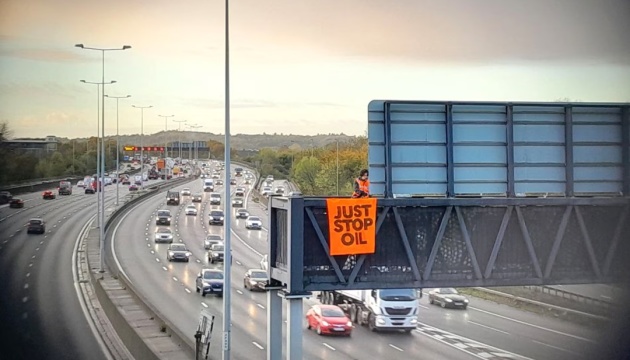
[80,80,116,237]
[173,119,187,161]
[132,105,153,188]
[76,43,131,273]
[158,114,174,158]
[105,94,131,206]
[336,140,340,196]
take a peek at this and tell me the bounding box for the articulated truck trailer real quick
[319,289,419,332]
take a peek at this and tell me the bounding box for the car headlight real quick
[167,217,172,221]
[376,318,386,325]
[410,318,418,324]
[346,321,352,327]
[202,281,210,287]
[219,217,224,220]
[186,252,192,257]
[168,251,174,256]
[250,280,257,284]
[321,321,329,327]
[464,299,469,303]
[445,298,453,302]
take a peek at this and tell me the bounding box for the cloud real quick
[0,48,91,63]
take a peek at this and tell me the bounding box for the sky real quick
[0,0,629,139]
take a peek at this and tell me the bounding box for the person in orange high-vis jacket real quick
[352,169,370,198]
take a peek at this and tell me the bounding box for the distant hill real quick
[62,131,359,150]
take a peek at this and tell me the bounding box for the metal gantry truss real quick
[269,197,630,293]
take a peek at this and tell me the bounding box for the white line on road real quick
[185,288,191,294]
[236,290,243,295]
[156,258,161,262]
[389,344,404,352]
[35,247,39,251]
[147,244,151,247]
[468,321,510,335]
[419,305,429,310]
[532,340,582,357]
[173,277,178,282]
[22,296,28,303]
[470,307,596,343]
[323,343,336,351]
[201,302,208,308]
[252,342,264,350]
[236,260,242,265]
[26,273,30,278]
[24,284,29,289]
[150,250,155,254]
[162,266,168,271]
[257,303,265,309]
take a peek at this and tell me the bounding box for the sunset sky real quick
[1,0,629,138]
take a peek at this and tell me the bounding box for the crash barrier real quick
[86,176,196,359]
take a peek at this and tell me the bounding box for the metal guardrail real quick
[522,285,615,310]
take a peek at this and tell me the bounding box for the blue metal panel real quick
[369,100,630,198]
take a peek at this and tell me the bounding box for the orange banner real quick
[326,198,377,256]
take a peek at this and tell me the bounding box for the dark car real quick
[156,210,172,225]
[208,244,225,263]
[230,178,237,185]
[196,269,224,297]
[166,243,191,262]
[234,187,245,197]
[121,178,131,185]
[192,194,203,202]
[208,210,225,226]
[9,198,24,208]
[166,191,180,205]
[27,218,46,234]
[85,186,96,194]
[0,191,13,204]
[42,190,56,200]
[215,179,224,186]
[243,269,268,291]
[235,209,250,219]
[428,288,469,309]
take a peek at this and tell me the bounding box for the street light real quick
[81,79,116,240]
[76,43,131,273]
[336,140,339,196]
[158,115,175,158]
[105,94,131,206]
[173,119,187,161]
[132,105,153,187]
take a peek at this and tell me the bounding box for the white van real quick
[203,179,214,192]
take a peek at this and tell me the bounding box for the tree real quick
[293,156,321,194]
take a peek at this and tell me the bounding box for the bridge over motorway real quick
[267,101,630,359]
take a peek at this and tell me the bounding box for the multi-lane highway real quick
[0,180,142,360]
[111,162,608,360]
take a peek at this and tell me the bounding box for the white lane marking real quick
[323,343,336,351]
[173,277,178,282]
[26,273,30,278]
[150,250,155,254]
[22,312,28,320]
[252,342,264,350]
[470,307,596,343]
[468,321,510,335]
[71,215,114,360]
[532,340,582,356]
[162,266,168,271]
[147,244,151,247]
[28,263,33,267]
[201,302,208,308]
[24,284,29,289]
[185,288,191,294]
[236,260,242,265]
[156,258,161,262]
[600,295,612,300]
[257,303,265,309]
[22,296,28,303]
[40,241,43,245]
[35,247,39,251]
[389,344,404,352]
[230,228,262,257]
[31,255,36,259]
[419,305,429,310]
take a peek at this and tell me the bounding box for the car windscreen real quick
[378,289,416,301]
[440,288,458,295]
[170,245,186,251]
[157,229,172,234]
[29,220,42,225]
[210,211,224,216]
[248,217,260,221]
[206,235,222,240]
[157,211,171,217]
[321,307,346,317]
[203,271,223,280]
[212,245,224,251]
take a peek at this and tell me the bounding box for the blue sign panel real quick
[368,100,630,198]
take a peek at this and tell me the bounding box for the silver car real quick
[155,228,173,243]
[204,234,223,250]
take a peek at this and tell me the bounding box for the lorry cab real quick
[203,179,214,192]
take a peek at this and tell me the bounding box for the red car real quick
[9,198,24,208]
[129,184,138,191]
[42,190,56,200]
[306,305,353,336]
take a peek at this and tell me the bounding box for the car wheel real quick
[210,258,214,264]
[368,314,377,332]
[306,321,311,330]
[316,325,322,335]
[429,298,434,305]
[202,292,206,297]
[441,301,446,308]
[462,305,467,310]
[196,286,200,293]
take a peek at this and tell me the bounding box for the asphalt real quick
[0,183,125,360]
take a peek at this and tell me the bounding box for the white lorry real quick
[203,178,214,192]
[319,289,419,332]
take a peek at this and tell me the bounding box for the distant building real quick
[0,135,59,157]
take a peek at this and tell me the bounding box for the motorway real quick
[112,162,610,360]
[0,178,150,360]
